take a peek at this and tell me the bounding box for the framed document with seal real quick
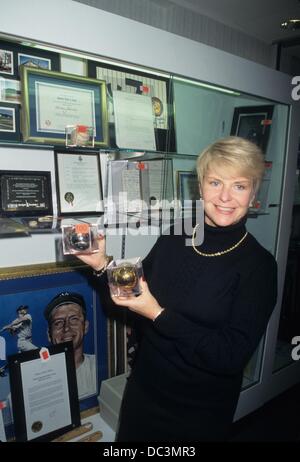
[87,60,176,152]
[20,66,108,146]
[8,342,81,442]
[55,151,103,216]
[0,170,53,217]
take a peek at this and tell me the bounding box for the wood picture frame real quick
[0,269,109,440]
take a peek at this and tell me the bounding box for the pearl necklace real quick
[192,224,248,257]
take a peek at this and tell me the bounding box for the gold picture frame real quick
[20,66,108,146]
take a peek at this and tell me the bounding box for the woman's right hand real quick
[75,234,108,271]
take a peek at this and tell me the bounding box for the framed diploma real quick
[55,151,103,215]
[8,342,81,442]
[0,170,53,217]
[230,105,274,154]
[20,66,108,146]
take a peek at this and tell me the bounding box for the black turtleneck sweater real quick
[116,218,278,442]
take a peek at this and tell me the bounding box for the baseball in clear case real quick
[106,257,143,297]
[62,222,99,255]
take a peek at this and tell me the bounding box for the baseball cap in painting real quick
[44,292,86,320]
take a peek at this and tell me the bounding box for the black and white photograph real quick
[0,49,13,75]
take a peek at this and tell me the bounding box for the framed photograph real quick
[0,78,21,104]
[0,270,109,439]
[18,53,51,70]
[55,151,103,215]
[230,105,274,154]
[177,170,199,203]
[0,170,53,217]
[0,102,21,142]
[0,49,14,76]
[21,67,108,146]
[0,41,17,78]
[0,40,60,79]
[88,60,176,152]
[8,343,80,442]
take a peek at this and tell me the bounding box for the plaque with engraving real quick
[0,170,53,216]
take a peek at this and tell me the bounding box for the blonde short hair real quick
[196,136,265,194]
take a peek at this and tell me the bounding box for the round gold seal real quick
[152,97,163,117]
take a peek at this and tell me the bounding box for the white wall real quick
[73,0,275,68]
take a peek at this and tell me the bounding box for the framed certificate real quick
[55,151,103,215]
[8,343,81,442]
[20,67,108,146]
[230,105,274,154]
[0,170,53,217]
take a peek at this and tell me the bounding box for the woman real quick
[77,136,277,441]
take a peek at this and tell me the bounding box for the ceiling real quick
[77,0,300,60]
[151,0,300,62]
[166,0,300,45]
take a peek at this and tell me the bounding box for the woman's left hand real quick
[112,278,164,321]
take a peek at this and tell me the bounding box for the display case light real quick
[173,76,240,96]
[280,19,300,30]
[36,44,170,78]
